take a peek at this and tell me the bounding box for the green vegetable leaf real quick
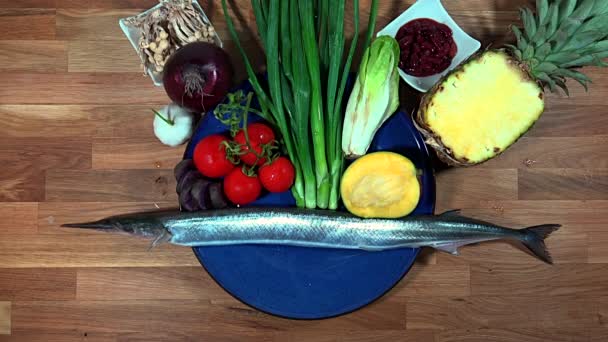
[571,0,596,21]
[505,44,523,60]
[546,3,560,37]
[580,40,608,54]
[535,42,552,60]
[534,61,558,74]
[252,0,268,50]
[534,71,556,92]
[511,26,528,51]
[537,0,549,26]
[546,51,581,64]
[559,0,577,22]
[563,30,606,51]
[532,25,547,47]
[592,0,608,15]
[521,7,537,41]
[579,14,608,33]
[523,44,535,60]
[554,78,570,96]
[560,54,595,67]
[554,68,592,81]
[553,68,591,91]
[343,36,400,158]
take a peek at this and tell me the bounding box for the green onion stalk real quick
[221,0,379,210]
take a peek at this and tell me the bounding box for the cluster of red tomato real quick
[193,123,295,206]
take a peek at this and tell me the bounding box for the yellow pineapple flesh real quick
[416,50,544,165]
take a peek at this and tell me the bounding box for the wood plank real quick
[480,137,608,169]
[56,9,141,41]
[90,105,158,138]
[391,264,470,297]
[414,248,437,265]
[0,105,161,138]
[471,264,608,296]
[92,137,183,170]
[0,41,67,72]
[0,302,8,335]
[519,168,608,200]
[0,105,93,138]
[458,207,607,233]
[0,269,76,301]
[0,234,198,268]
[0,9,55,40]
[449,11,520,46]
[45,169,177,202]
[0,329,116,342]
[76,267,232,301]
[0,137,91,171]
[435,169,518,208]
[0,73,168,105]
[277,330,434,342]
[0,0,56,8]
[442,199,608,210]
[589,232,608,264]
[0,329,275,342]
[529,104,608,137]
[435,328,608,342]
[68,40,142,73]
[0,330,275,342]
[38,202,175,234]
[0,166,44,202]
[10,297,406,334]
[0,203,37,235]
[0,137,91,202]
[112,331,274,342]
[406,295,606,330]
[56,0,157,9]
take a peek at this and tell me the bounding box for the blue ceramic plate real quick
[183,80,435,319]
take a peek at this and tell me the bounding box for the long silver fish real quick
[63,207,560,263]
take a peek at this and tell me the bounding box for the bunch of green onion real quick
[221,0,379,209]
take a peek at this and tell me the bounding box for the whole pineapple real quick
[415,0,608,166]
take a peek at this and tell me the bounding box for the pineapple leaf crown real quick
[506,0,608,95]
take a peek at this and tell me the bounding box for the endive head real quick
[342,36,400,159]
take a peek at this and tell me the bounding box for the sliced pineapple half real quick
[415,51,544,165]
[415,0,608,166]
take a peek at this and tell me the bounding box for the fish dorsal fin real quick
[440,209,462,217]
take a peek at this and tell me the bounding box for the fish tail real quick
[520,224,561,264]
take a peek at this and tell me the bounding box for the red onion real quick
[163,42,234,113]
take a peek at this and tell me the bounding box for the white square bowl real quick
[119,0,222,87]
[377,0,481,92]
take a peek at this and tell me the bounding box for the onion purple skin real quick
[208,182,229,209]
[191,178,212,209]
[163,42,234,113]
[179,186,198,211]
[176,169,200,195]
[174,158,230,211]
[174,159,195,183]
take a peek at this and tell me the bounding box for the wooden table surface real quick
[1,0,607,341]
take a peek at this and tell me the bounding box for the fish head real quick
[62,212,168,239]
